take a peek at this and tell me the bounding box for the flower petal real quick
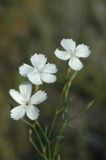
[61,39,76,52]
[10,105,25,120]
[19,83,32,101]
[28,72,42,85]
[9,89,24,104]
[30,54,47,68]
[43,63,57,74]
[41,73,56,83]
[30,90,47,105]
[19,64,33,77]
[55,49,70,60]
[68,57,83,71]
[26,105,40,120]
[75,44,91,58]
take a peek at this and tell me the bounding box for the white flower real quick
[55,39,91,71]
[9,83,47,120]
[19,54,57,85]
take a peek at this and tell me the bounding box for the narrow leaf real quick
[86,99,95,109]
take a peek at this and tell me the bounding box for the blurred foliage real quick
[0,0,106,160]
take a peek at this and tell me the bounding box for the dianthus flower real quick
[55,39,91,71]
[9,83,47,120]
[19,54,57,85]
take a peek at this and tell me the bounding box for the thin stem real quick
[48,110,58,137]
[29,134,47,160]
[53,120,68,158]
[22,119,47,159]
[22,119,44,152]
[22,119,48,160]
[48,102,67,138]
[64,71,77,102]
[48,142,52,160]
[33,124,46,155]
[36,121,49,143]
[22,119,33,128]
[57,154,61,160]
[36,121,52,160]
[48,68,71,137]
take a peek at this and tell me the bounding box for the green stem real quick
[36,121,52,160]
[36,121,49,143]
[57,155,61,160]
[33,123,46,155]
[53,120,68,158]
[48,110,59,137]
[48,142,52,160]
[22,119,48,160]
[22,119,33,128]
[49,69,77,138]
[22,119,47,159]
[48,68,70,137]
[63,71,77,102]
[29,134,47,160]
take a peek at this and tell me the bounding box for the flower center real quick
[22,100,30,106]
[70,51,74,58]
[25,101,29,105]
[38,68,43,73]
[34,67,43,74]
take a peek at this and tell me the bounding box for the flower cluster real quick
[9,53,57,120]
[9,38,90,121]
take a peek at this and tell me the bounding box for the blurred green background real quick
[0,0,106,159]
